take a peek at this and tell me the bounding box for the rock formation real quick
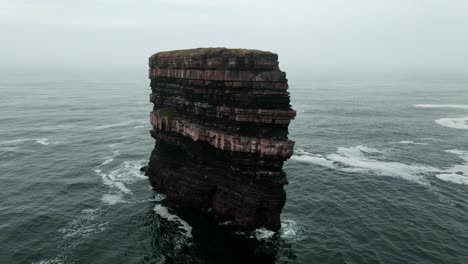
[145,48,295,231]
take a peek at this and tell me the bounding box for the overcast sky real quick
[1,0,467,73]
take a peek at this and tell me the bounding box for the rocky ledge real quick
[145,48,295,231]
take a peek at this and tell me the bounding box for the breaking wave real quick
[254,219,303,241]
[414,104,468,130]
[0,138,60,147]
[58,208,107,239]
[37,208,108,263]
[153,204,193,238]
[95,160,147,204]
[435,150,468,185]
[397,140,428,145]
[435,116,468,130]
[35,138,50,145]
[93,120,146,130]
[292,145,468,187]
[414,104,468,109]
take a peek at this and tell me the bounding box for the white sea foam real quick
[293,146,468,187]
[413,104,468,130]
[58,208,107,239]
[95,158,147,204]
[255,228,275,240]
[133,125,145,129]
[397,141,428,145]
[292,146,436,185]
[0,139,29,146]
[35,138,50,145]
[435,116,468,130]
[254,219,303,241]
[434,150,468,185]
[291,102,315,114]
[101,150,120,165]
[153,193,167,202]
[436,174,468,185]
[414,104,468,109]
[33,257,63,264]
[279,219,303,240]
[153,204,192,238]
[101,194,128,205]
[94,120,145,130]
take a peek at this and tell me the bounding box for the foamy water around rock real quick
[2,72,468,263]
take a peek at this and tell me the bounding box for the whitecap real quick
[397,140,428,145]
[94,168,132,195]
[58,208,107,239]
[435,150,468,185]
[133,125,146,129]
[279,219,303,240]
[95,159,147,201]
[435,116,468,130]
[414,104,468,109]
[254,228,275,240]
[436,174,468,185]
[292,146,435,185]
[102,158,114,165]
[0,138,29,146]
[35,138,50,145]
[101,150,120,165]
[33,257,63,264]
[153,193,167,202]
[94,120,145,130]
[153,204,192,238]
[254,219,303,241]
[101,194,128,205]
[294,146,468,187]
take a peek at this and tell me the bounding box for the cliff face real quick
[146,48,295,231]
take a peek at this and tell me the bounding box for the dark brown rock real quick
[145,48,295,231]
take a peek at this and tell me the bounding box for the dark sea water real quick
[1,69,468,264]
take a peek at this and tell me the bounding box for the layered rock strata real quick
[146,48,295,231]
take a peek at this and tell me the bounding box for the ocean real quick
[1,69,468,263]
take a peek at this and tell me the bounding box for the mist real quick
[1,0,468,75]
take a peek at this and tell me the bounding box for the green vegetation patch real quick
[158,108,175,119]
[153,47,275,57]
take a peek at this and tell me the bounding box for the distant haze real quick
[1,0,468,74]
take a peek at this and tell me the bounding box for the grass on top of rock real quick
[153,47,275,57]
[158,108,175,119]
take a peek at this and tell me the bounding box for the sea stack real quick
[146,48,295,231]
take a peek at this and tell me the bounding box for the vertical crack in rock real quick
[145,48,295,231]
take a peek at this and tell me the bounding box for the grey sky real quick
[1,0,467,73]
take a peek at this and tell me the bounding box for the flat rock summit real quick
[144,48,295,231]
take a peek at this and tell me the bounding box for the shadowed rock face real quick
[146,48,295,231]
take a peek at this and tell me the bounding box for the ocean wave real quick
[0,139,29,146]
[414,104,468,130]
[35,138,50,145]
[95,153,147,205]
[39,208,108,263]
[292,146,435,185]
[58,208,107,239]
[293,146,468,187]
[33,257,63,264]
[397,140,428,145]
[101,150,120,165]
[0,138,58,147]
[101,194,128,205]
[254,219,303,241]
[153,204,193,238]
[435,150,468,185]
[93,120,145,130]
[435,116,468,130]
[414,104,468,109]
